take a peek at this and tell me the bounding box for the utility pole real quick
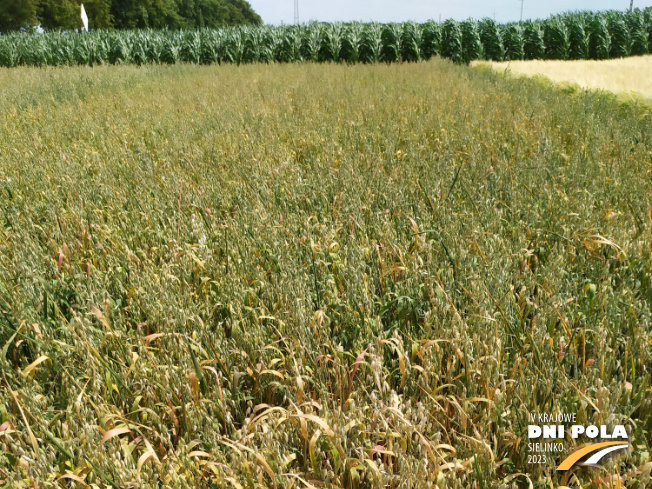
[294,0,299,25]
[629,0,634,11]
[520,0,524,21]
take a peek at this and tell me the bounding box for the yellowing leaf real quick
[101,426,131,444]
[58,473,88,486]
[296,414,335,437]
[22,355,51,377]
[309,428,321,472]
[190,370,199,402]
[603,210,617,221]
[408,217,419,234]
[255,453,275,479]
[188,451,212,458]
[137,450,154,472]
[370,445,395,457]
[91,306,112,330]
[225,477,244,489]
[141,333,170,345]
[365,458,383,483]
[281,453,296,471]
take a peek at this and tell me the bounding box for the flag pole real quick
[81,4,89,31]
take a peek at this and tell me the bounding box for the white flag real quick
[81,4,89,31]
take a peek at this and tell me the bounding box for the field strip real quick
[475,55,652,99]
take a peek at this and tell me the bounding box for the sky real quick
[247,0,652,25]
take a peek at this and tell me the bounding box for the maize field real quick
[1,10,652,68]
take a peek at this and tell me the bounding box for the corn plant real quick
[420,20,441,60]
[276,26,302,63]
[299,23,321,62]
[318,22,343,62]
[523,21,545,59]
[565,15,589,59]
[258,26,280,63]
[646,8,652,53]
[340,22,363,63]
[144,32,165,64]
[460,20,482,64]
[0,35,19,67]
[608,14,632,58]
[224,30,248,64]
[588,13,611,59]
[400,21,422,62]
[441,19,463,64]
[479,18,504,61]
[380,23,402,62]
[359,22,383,63]
[624,11,649,56]
[162,35,181,64]
[544,18,570,59]
[501,24,525,61]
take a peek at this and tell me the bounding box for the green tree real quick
[37,0,112,31]
[109,0,182,29]
[1,0,260,31]
[84,0,114,29]
[0,0,38,32]
[170,0,261,28]
[38,0,82,30]
[222,0,261,25]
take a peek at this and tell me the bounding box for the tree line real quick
[0,0,262,32]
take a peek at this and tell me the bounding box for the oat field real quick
[0,60,651,488]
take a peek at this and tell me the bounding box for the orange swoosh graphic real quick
[557,442,628,470]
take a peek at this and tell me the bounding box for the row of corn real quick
[0,10,650,67]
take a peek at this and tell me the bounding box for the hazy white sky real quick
[247,0,652,25]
